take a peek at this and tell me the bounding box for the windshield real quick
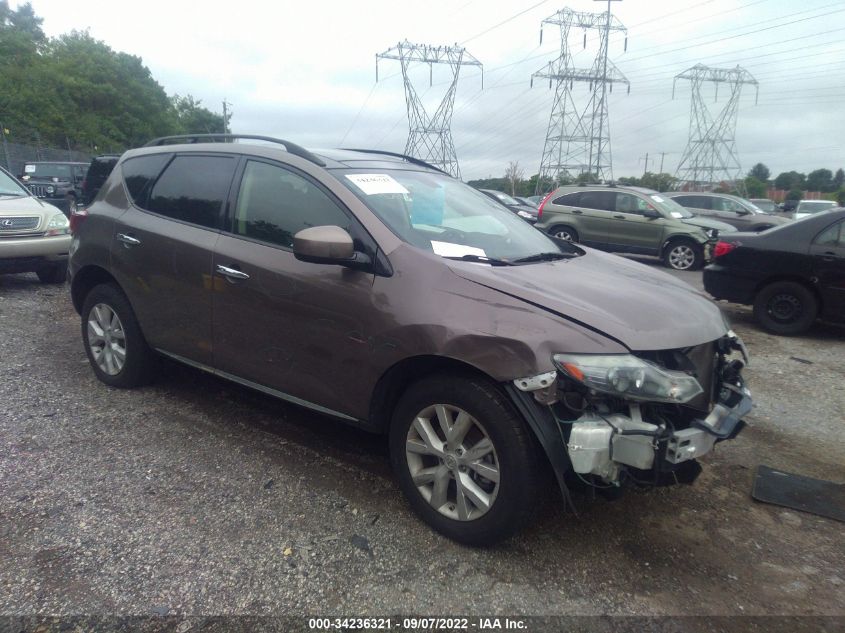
[23,163,73,180]
[797,201,837,214]
[339,170,571,262]
[751,199,775,213]
[0,170,29,196]
[650,194,693,219]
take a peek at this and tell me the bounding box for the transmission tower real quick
[376,41,482,178]
[673,64,759,193]
[531,4,629,193]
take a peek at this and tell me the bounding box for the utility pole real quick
[531,5,629,193]
[639,153,651,176]
[222,99,232,134]
[659,151,667,174]
[377,41,482,178]
[0,121,10,170]
[673,64,758,193]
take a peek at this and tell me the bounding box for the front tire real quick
[389,373,541,546]
[663,239,703,271]
[753,281,818,335]
[81,283,156,387]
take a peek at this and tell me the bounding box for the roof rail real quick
[341,148,451,176]
[143,134,325,167]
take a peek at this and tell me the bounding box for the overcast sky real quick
[26,0,845,181]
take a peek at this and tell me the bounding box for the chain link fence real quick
[0,139,91,177]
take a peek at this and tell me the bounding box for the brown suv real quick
[69,135,753,544]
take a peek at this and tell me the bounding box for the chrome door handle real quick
[613,214,625,219]
[117,233,141,247]
[215,264,250,280]
[572,209,583,214]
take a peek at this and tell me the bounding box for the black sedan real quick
[478,189,539,224]
[704,208,845,334]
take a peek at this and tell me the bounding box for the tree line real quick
[469,161,845,205]
[0,1,226,154]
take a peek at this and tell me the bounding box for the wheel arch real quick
[661,232,705,253]
[71,265,122,314]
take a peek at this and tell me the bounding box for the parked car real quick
[478,189,538,223]
[782,199,799,214]
[0,165,71,283]
[19,161,88,215]
[793,199,838,220]
[748,198,776,213]
[525,195,545,206]
[536,185,735,270]
[514,196,537,207]
[81,154,121,206]
[665,192,789,232]
[704,208,845,335]
[69,134,752,544]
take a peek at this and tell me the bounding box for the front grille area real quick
[26,184,52,197]
[0,216,41,232]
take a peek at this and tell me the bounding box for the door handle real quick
[572,209,583,214]
[821,251,838,262]
[116,233,141,247]
[215,264,250,281]
[613,214,626,219]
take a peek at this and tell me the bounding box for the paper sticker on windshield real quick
[651,195,665,202]
[24,164,36,173]
[431,241,487,258]
[345,173,409,195]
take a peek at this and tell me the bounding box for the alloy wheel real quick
[668,244,696,270]
[554,229,574,242]
[87,303,127,376]
[405,404,500,521]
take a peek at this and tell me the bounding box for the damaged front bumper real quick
[511,332,752,489]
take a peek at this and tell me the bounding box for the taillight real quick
[69,208,89,234]
[713,241,737,258]
[537,192,554,220]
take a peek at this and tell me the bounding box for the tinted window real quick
[122,154,171,206]
[579,191,616,211]
[552,192,581,206]
[233,160,351,249]
[147,155,235,229]
[814,221,843,247]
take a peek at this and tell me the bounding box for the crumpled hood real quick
[681,216,736,233]
[447,248,728,351]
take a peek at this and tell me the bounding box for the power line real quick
[460,0,553,45]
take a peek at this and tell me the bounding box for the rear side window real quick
[814,221,843,247]
[232,160,351,249]
[579,191,616,211]
[552,192,581,206]
[146,155,236,229]
[122,154,171,206]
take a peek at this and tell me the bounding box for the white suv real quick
[0,165,71,283]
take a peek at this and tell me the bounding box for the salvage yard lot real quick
[1,266,843,619]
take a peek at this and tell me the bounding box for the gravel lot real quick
[1,264,843,625]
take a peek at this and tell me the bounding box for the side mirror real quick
[735,208,750,216]
[643,208,661,219]
[293,225,370,269]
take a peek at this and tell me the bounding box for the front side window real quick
[338,169,572,262]
[232,160,351,249]
[615,192,653,215]
[146,155,235,229]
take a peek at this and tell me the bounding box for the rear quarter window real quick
[121,154,172,207]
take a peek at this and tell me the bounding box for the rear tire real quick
[81,283,156,388]
[753,281,818,335]
[663,239,703,271]
[36,262,67,284]
[389,372,541,546]
[549,225,579,243]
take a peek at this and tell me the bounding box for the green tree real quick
[748,162,770,182]
[743,176,767,198]
[806,168,834,192]
[639,172,677,192]
[774,171,806,191]
[834,168,844,189]
[172,94,225,135]
[786,188,803,201]
[837,188,845,207]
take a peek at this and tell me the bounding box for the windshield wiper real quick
[443,254,515,266]
[512,251,576,263]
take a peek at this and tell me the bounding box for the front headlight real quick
[46,185,55,194]
[553,353,703,404]
[46,212,70,236]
